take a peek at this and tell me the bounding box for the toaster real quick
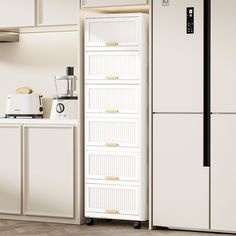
[5,94,43,118]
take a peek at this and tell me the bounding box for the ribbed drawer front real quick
[85,150,139,181]
[85,85,139,114]
[86,184,139,215]
[85,51,139,83]
[85,17,139,47]
[85,118,139,147]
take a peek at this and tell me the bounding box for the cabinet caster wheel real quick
[86,218,94,226]
[133,222,141,229]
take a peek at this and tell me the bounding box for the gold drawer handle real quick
[105,76,119,80]
[105,109,119,113]
[105,41,119,47]
[105,209,119,214]
[105,143,119,147]
[105,176,119,181]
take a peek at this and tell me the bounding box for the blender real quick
[50,67,78,119]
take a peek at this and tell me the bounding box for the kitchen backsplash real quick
[0,31,78,117]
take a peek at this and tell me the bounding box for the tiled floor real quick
[0,220,226,236]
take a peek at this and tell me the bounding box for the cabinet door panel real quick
[38,0,78,26]
[0,126,21,214]
[211,115,236,231]
[153,0,203,112]
[24,126,74,218]
[0,0,35,28]
[211,0,236,112]
[153,114,209,229]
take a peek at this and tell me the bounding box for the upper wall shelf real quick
[81,0,149,8]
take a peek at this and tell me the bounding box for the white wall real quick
[0,31,78,117]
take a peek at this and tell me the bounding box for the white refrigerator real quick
[152,0,210,230]
[153,0,236,233]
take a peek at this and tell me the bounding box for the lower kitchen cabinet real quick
[84,14,148,225]
[153,114,209,229]
[0,125,21,215]
[23,125,74,218]
[211,115,236,232]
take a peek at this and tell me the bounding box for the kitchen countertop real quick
[0,118,78,125]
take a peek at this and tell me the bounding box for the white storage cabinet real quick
[84,14,148,228]
[0,0,35,28]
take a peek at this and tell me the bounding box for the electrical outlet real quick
[162,0,169,6]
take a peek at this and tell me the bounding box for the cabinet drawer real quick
[85,51,140,83]
[85,85,139,114]
[85,17,140,47]
[85,117,139,147]
[85,150,139,181]
[85,184,139,215]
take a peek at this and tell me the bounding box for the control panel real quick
[187,7,194,34]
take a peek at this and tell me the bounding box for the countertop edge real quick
[0,118,78,125]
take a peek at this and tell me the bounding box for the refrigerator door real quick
[153,0,204,113]
[153,114,209,229]
[211,114,236,232]
[211,0,236,113]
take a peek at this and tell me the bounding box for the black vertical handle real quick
[204,0,211,167]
